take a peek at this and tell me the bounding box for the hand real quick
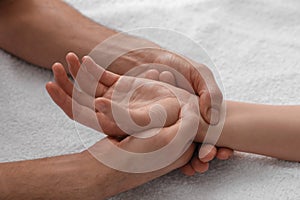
[103,48,235,174]
[46,52,233,175]
[0,120,197,200]
[108,48,222,125]
[47,54,193,137]
[81,129,196,199]
[46,53,203,190]
[107,48,234,175]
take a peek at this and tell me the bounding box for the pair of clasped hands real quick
[46,48,233,176]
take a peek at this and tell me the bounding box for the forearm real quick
[0,0,117,69]
[0,147,178,200]
[217,101,300,161]
[0,152,111,200]
[0,0,158,73]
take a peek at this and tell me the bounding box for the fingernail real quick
[207,108,220,125]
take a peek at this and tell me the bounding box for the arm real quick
[1,136,195,200]
[0,0,221,124]
[0,0,158,72]
[1,0,232,175]
[48,54,300,163]
[215,101,300,161]
[0,0,118,69]
[1,152,110,200]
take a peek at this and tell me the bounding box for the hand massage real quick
[0,0,299,199]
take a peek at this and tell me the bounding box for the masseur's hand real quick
[108,49,234,175]
[47,54,232,175]
[47,54,187,137]
[82,110,197,199]
[109,48,221,125]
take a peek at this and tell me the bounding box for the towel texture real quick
[0,0,299,199]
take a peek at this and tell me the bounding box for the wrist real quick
[194,101,238,148]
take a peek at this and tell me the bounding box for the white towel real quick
[0,0,299,199]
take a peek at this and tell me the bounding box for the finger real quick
[159,71,176,86]
[168,143,196,171]
[119,121,180,153]
[66,52,81,78]
[191,156,209,173]
[194,68,223,125]
[187,63,223,125]
[94,97,128,135]
[199,90,223,125]
[153,50,223,125]
[95,96,172,136]
[94,98,113,117]
[95,97,131,130]
[52,62,73,97]
[67,52,94,94]
[119,104,198,153]
[144,69,159,80]
[46,82,73,119]
[95,94,179,134]
[180,163,196,176]
[96,111,127,137]
[52,63,94,109]
[216,148,234,160]
[67,52,107,97]
[91,107,197,174]
[46,82,101,132]
[83,56,119,87]
[198,144,217,163]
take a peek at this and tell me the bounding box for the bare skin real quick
[48,53,300,162]
[47,53,232,175]
[0,0,223,124]
[0,0,298,197]
[0,0,233,175]
[1,135,196,200]
[3,52,299,199]
[0,0,235,199]
[1,58,201,198]
[0,0,117,69]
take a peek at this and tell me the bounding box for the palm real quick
[47,53,195,137]
[46,52,233,175]
[95,66,194,136]
[109,48,222,124]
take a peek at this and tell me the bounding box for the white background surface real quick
[1,0,300,199]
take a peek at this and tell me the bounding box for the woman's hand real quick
[46,52,232,175]
[108,48,222,125]
[47,53,190,137]
[107,48,234,175]
[75,130,197,199]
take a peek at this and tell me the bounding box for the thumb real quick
[199,89,223,125]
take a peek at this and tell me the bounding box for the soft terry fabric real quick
[0,0,299,199]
